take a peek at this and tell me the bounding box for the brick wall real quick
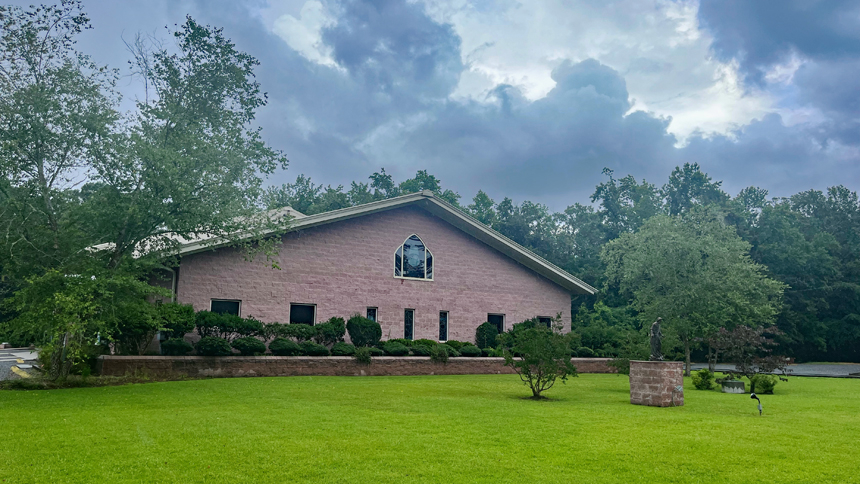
[177,206,573,342]
[97,356,616,378]
[629,360,684,407]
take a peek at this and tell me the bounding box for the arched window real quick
[394,234,433,280]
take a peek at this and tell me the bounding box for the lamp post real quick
[750,392,762,416]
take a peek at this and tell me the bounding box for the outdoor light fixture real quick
[751,393,762,416]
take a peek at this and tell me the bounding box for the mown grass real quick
[1,374,858,483]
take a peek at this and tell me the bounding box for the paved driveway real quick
[0,348,39,381]
[691,363,860,378]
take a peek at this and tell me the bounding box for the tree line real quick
[1,2,857,367]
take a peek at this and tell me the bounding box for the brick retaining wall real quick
[97,356,616,378]
[629,360,684,407]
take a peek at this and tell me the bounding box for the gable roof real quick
[176,191,597,295]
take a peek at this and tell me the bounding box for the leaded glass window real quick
[405,309,415,340]
[393,234,433,280]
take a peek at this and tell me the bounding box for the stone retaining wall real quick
[97,356,616,378]
[629,360,684,407]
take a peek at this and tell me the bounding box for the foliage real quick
[444,340,467,351]
[459,345,482,357]
[268,337,301,356]
[160,338,193,356]
[268,323,316,343]
[602,207,785,375]
[157,303,195,339]
[481,348,497,357]
[502,326,578,398]
[410,344,432,356]
[475,322,499,349]
[330,342,356,356]
[299,341,330,356]
[382,341,409,356]
[709,325,790,392]
[429,344,449,364]
[692,369,715,390]
[412,338,438,347]
[386,338,413,347]
[353,346,372,364]
[441,344,460,357]
[749,374,778,394]
[574,347,595,357]
[231,337,266,356]
[346,315,381,347]
[368,347,384,357]
[194,312,263,342]
[195,336,232,356]
[313,317,346,347]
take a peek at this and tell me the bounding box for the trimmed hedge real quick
[444,340,467,351]
[383,341,410,356]
[313,317,346,346]
[161,338,193,356]
[368,347,384,357]
[269,338,302,356]
[412,338,438,347]
[195,336,233,356]
[269,323,316,343]
[410,345,431,356]
[300,341,331,356]
[441,343,460,357]
[459,345,482,357]
[231,337,266,356]
[346,315,382,347]
[331,342,356,356]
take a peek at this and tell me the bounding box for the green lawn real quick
[1,374,858,483]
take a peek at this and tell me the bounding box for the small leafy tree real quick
[710,325,790,392]
[502,324,578,399]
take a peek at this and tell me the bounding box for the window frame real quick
[537,316,552,328]
[404,308,415,340]
[210,299,241,316]
[289,302,317,326]
[488,313,505,334]
[439,311,449,342]
[393,234,434,281]
[366,307,378,322]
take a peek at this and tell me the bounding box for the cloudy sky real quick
[17,0,860,209]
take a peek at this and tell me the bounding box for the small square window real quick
[290,303,316,325]
[538,317,552,328]
[367,307,378,322]
[488,314,504,334]
[211,299,241,316]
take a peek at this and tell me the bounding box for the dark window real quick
[211,299,240,316]
[290,304,315,325]
[538,317,552,328]
[488,314,504,334]
[367,307,377,322]
[394,234,433,280]
[439,311,448,341]
[404,309,415,340]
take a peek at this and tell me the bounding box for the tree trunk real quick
[707,347,718,373]
[684,340,691,377]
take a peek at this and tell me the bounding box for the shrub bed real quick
[196,337,233,356]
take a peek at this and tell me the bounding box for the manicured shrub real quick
[195,336,233,356]
[300,341,331,356]
[459,345,482,357]
[441,343,460,357]
[236,317,265,339]
[412,338,438,347]
[354,346,372,364]
[161,338,193,356]
[383,341,410,356]
[387,338,413,347]
[750,374,778,394]
[575,346,595,358]
[331,342,356,356]
[411,344,431,356]
[158,303,196,339]
[368,347,384,357]
[692,368,715,390]
[481,348,496,357]
[195,311,252,341]
[445,340,466,351]
[269,338,302,356]
[429,344,449,364]
[346,315,382,347]
[271,323,317,342]
[231,337,266,356]
[314,317,346,346]
[475,322,499,349]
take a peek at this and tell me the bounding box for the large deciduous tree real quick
[601,208,785,375]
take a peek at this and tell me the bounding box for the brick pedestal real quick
[629,360,684,407]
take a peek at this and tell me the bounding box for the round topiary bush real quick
[475,321,499,349]
[161,338,193,356]
[410,344,431,356]
[346,315,382,347]
[383,341,410,356]
[269,337,302,356]
[231,336,266,356]
[300,341,331,356]
[331,342,356,356]
[368,347,384,357]
[195,336,233,356]
[459,345,482,357]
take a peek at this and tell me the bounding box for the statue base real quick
[629,360,684,407]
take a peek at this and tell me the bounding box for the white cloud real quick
[271,0,339,68]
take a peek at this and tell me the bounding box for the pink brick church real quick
[167,191,595,342]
